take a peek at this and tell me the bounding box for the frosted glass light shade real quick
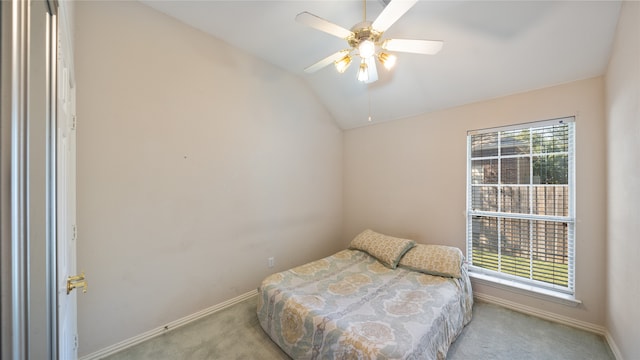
[378,52,397,70]
[334,55,352,73]
[357,61,368,82]
[358,40,375,59]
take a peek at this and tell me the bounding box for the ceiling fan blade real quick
[296,12,353,39]
[381,39,444,55]
[372,0,418,33]
[304,50,350,73]
[364,57,378,84]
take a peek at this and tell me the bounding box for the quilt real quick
[257,249,473,360]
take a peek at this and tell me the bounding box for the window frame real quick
[466,117,576,296]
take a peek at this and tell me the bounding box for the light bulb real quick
[358,40,375,59]
[378,52,397,70]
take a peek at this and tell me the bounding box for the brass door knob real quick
[67,272,88,294]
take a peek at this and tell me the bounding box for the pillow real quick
[399,244,464,278]
[348,229,415,269]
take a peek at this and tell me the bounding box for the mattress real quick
[257,249,473,359]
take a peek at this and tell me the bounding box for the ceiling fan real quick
[296,0,443,84]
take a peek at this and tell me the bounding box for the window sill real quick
[469,272,582,307]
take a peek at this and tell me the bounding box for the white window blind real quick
[466,117,575,294]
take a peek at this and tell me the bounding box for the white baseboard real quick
[604,330,624,360]
[474,292,606,335]
[80,289,624,360]
[80,289,259,360]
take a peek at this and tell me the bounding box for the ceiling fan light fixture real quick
[297,0,441,86]
[357,61,369,82]
[334,55,352,73]
[358,40,376,59]
[378,52,397,70]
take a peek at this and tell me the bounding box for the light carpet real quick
[103,295,614,359]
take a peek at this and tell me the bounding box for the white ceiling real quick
[141,0,621,129]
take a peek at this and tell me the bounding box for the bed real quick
[257,230,473,360]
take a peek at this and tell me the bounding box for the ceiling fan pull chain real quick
[368,87,372,122]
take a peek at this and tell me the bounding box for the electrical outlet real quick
[268,257,275,268]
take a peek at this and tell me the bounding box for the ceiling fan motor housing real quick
[348,21,382,50]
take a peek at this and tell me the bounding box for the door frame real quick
[0,0,61,358]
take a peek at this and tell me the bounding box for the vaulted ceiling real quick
[141,0,621,129]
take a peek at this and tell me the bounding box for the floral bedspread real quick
[257,249,473,360]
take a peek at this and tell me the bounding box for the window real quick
[466,117,575,295]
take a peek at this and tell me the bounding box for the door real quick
[1,1,78,357]
[56,7,79,358]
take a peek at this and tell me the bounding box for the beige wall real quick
[74,1,343,356]
[344,77,607,326]
[73,0,635,357]
[605,2,640,359]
